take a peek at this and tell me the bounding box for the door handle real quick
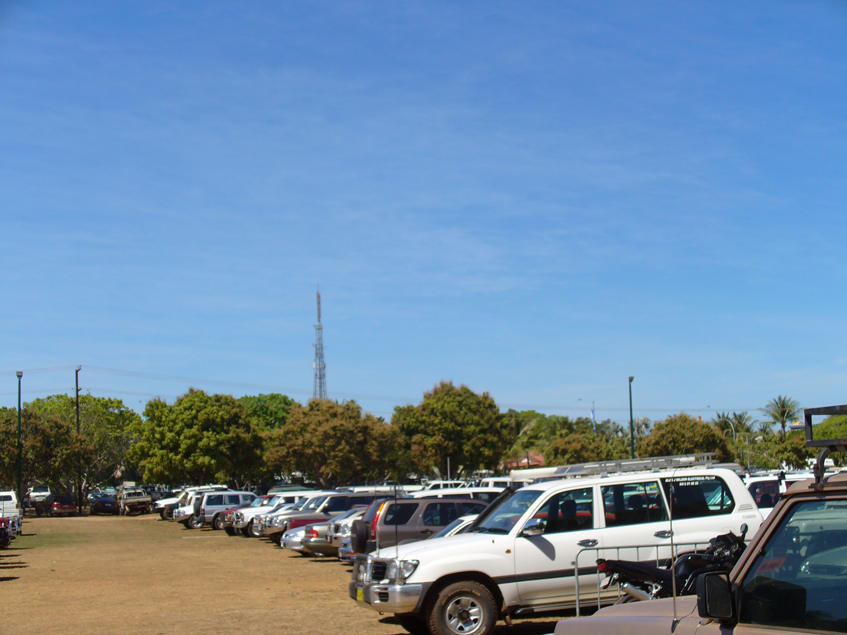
[421,529,434,534]
[654,530,673,539]
[577,539,598,547]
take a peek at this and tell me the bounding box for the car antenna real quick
[667,473,679,632]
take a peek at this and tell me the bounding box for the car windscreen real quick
[430,517,467,539]
[473,489,542,534]
[304,496,328,511]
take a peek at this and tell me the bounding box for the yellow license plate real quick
[356,588,364,602]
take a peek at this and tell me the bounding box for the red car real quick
[52,495,78,516]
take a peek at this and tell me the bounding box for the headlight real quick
[385,559,419,583]
[341,525,351,535]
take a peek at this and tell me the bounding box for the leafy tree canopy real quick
[639,413,732,462]
[394,381,513,478]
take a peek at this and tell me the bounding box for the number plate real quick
[356,588,364,602]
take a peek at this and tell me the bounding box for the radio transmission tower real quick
[313,289,327,400]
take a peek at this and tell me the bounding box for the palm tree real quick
[730,411,756,435]
[760,396,801,436]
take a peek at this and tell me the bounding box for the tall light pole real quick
[16,371,22,506]
[75,366,81,514]
[628,376,635,459]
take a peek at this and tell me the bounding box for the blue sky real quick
[2,1,847,425]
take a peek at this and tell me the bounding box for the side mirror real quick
[521,517,545,537]
[697,572,734,620]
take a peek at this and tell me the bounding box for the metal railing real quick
[572,541,711,616]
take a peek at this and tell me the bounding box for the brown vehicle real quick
[370,497,488,549]
[553,403,847,635]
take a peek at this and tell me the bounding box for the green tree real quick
[639,413,732,461]
[264,399,400,487]
[546,431,615,465]
[394,382,512,478]
[238,393,296,432]
[747,431,813,470]
[761,395,801,437]
[27,394,139,491]
[129,389,260,486]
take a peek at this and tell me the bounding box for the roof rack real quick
[804,404,847,487]
[510,453,734,483]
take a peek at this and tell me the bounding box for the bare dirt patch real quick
[1,514,561,635]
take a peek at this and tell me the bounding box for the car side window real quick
[383,503,418,525]
[458,501,488,516]
[422,502,459,526]
[748,480,779,509]
[602,481,668,527]
[661,475,734,519]
[533,488,594,534]
[207,495,224,506]
[738,499,847,632]
[324,497,348,512]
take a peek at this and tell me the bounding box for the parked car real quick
[90,496,120,515]
[411,486,505,504]
[26,485,51,508]
[281,525,309,552]
[258,490,374,542]
[52,494,78,516]
[154,485,229,520]
[193,490,256,529]
[302,508,367,557]
[364,497,489,550]
[350,459,762,635]
[234,490,322,537]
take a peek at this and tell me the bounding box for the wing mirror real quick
[697,572,734,621]
[520,517,545,537]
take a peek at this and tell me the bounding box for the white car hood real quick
[375,531,491,560]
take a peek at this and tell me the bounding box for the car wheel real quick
[224,526,235,536]
[188,515,204,530]
[242,520,256,537]
[212,515,224,530]
[248,520,262,538]
[428,581,497,635]
[396,614,431,635]
[159,509,168,520]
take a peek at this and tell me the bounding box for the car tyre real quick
[248,520,262,537]
[212,514,224,530]
[396,614,430,635]
[159,509,168,520]
[351,519,368,553]
[428,581,497,635]
[188,515,204,530]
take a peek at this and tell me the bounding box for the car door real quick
[513,485,601,605]
[597,479,672,562]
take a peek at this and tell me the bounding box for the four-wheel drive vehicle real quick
[26,485,51,508]
[193,491,256,528]
[370,498,489,549]
[553,404,847,635]
[350,457,761,635]
[155,485,228,520]
[119,487,152,515]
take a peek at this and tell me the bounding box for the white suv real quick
[350,465,762,635]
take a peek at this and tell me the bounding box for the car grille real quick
[370,561,387,582]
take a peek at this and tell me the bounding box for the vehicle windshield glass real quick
[305,496,328,510]
[249,497,266,507]
[431,517,466,539]
[474,489,542,533]
[333,508,363,522]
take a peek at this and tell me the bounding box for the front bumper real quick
[348,579,425,614]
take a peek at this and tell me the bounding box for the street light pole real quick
[628,376,635,459]
[75,366,81,514]
[16,371,22,506]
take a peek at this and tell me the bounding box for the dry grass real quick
[0,514,562,635]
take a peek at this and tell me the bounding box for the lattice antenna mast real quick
[313,289,327,400]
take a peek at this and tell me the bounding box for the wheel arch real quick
[420,571,505,618]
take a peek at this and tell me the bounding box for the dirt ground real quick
[1,513,564,635]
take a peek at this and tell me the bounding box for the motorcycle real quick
[596,523,748,602]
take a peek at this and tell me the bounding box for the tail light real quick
[200,507,205,515]
[597,559,608,573]
[306,527,319,538]
[371,503,386,540]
